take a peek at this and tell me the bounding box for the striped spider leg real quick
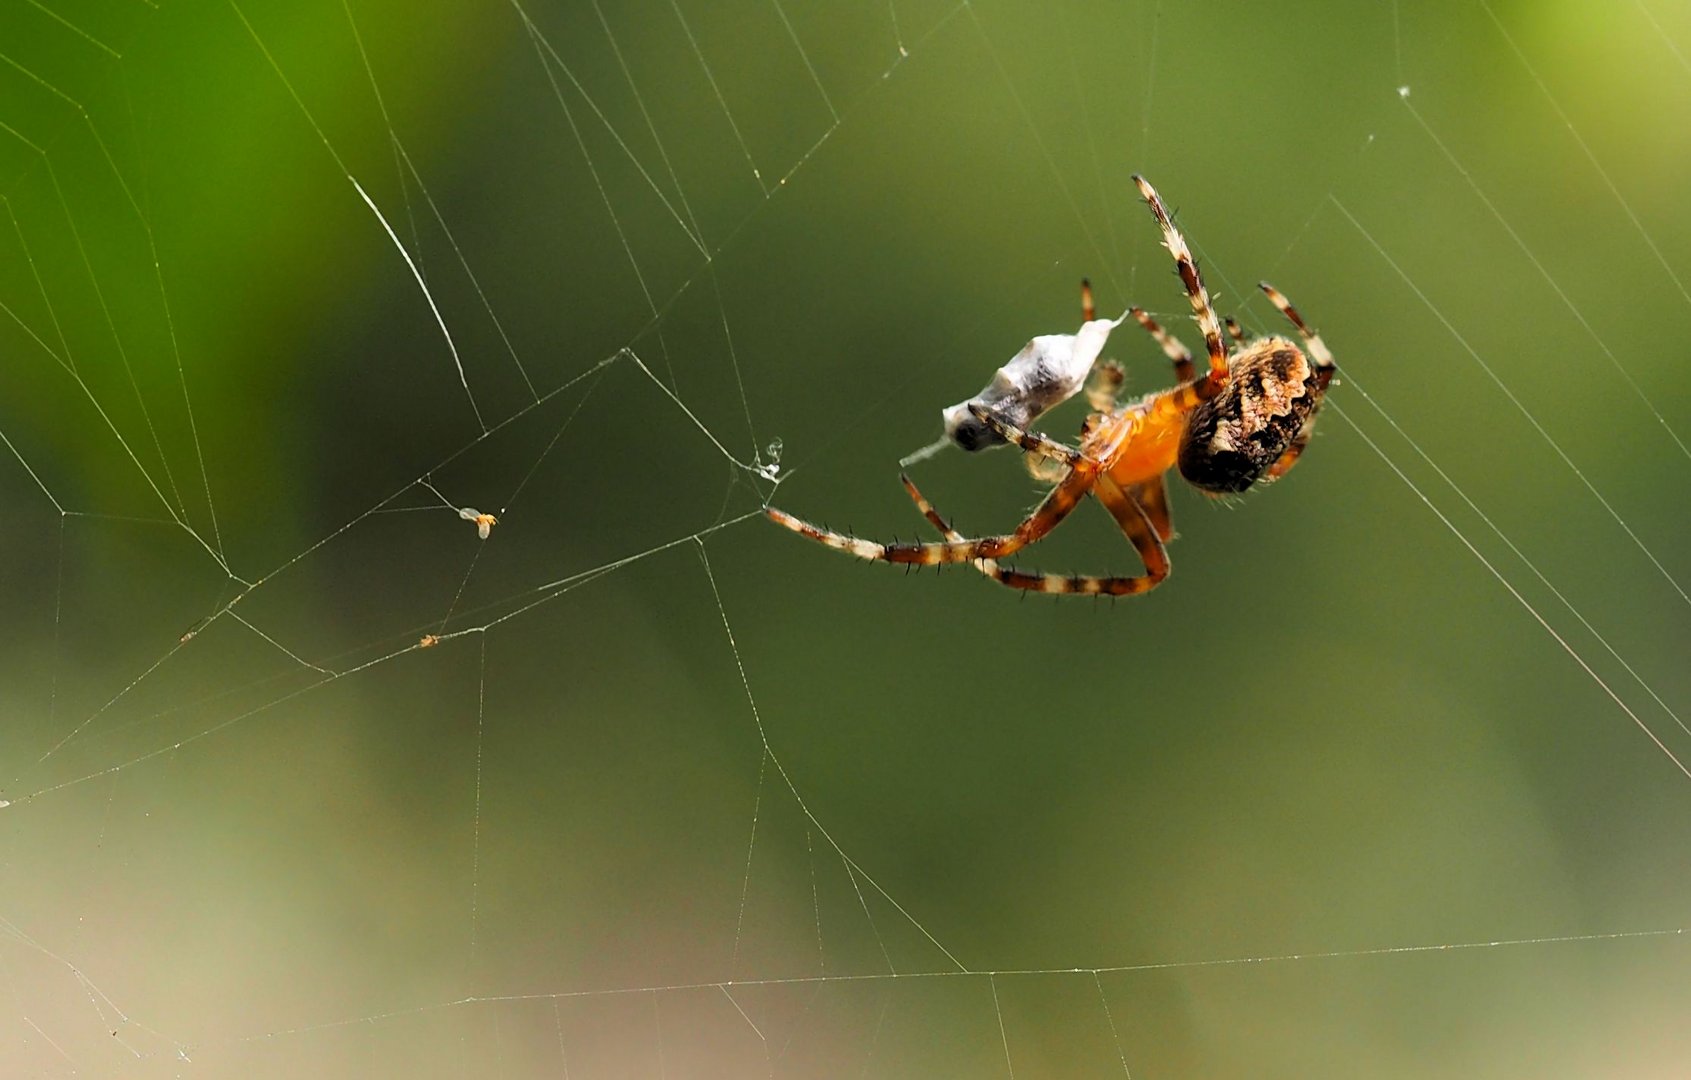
[897,468,1169,596]
[1132,174,1229,399]
[911,405,1170,595]
[764,400,1156,587]
[1078,277,1130,414]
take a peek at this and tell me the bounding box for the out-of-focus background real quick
[2,0,1689,1076]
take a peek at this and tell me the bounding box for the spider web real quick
[2,0,1690,1076]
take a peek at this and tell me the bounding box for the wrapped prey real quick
[940,309,1126,451]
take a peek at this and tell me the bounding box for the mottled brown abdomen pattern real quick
[1177,342,1318,494]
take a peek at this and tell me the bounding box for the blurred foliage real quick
[1,1,1688,1076]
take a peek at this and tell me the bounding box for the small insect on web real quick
[458,507,498,540]
[766,175,1338,596]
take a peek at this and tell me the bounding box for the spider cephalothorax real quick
[767,175,1337,596]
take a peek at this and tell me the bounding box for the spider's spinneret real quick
[1177,336,1320,495]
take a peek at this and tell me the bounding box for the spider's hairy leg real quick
[765,507,889,560]
[1092,476,1170,591]
[1132,174,1227,392]
[1224,316,1246,346]
[900,473,1168,596]
[766,464,1098,566]
[1085,360,1127,413]
[966,403,1083,466]
[1129,474,1175,542]
[1259,283,1336,383]
[963,401,1093,483]
[1079,278,1126,412]
[1128,306,1196,383]
[899,475,996,572]
[900,473,959,536]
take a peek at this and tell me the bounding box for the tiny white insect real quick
[459,506,497,540]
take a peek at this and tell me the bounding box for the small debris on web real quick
[755,437,783,481]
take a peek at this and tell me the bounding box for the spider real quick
[765,175,1337,596]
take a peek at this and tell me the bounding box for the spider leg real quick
[899,475,1168,595]
[1259,283,1336,385]
[1078,278,1129,413]
[1133,174,1227,395]
[1127,307,1196,383]
[1224,316,1246,347]
[1092,476,1170,590]
[966,403,1084,466]
[1033,403,1115,482]
[1085,360,1127,413]
[899,475,1000,575]
[1128,474,1176,543]
[766,463,1098,565]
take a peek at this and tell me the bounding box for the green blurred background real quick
[2,0,1689,1076]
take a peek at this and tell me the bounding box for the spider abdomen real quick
[1177,338,1318,494]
